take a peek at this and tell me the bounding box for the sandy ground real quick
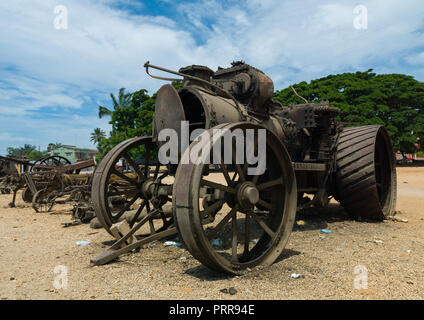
[0,167,423,300]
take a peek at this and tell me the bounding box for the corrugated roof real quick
[53,145,98,153]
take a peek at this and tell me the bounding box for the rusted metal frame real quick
[144,61,245,118]
[90,227,177,266]
[297,131,341,210]
[200,179,236,194]
[55,158,95,173]
[91,208,177,265]
[23,172,38,195]
[31,158,94,173]
[0,155,33,167]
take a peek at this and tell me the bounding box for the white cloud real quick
[176,0,424,84]
[407,52,424,65]
[0,113,111,155]
[0,0,423,155]
[0,133,27,143]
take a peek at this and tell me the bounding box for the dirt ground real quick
[0,167,423,300]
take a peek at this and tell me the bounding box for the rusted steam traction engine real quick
[91,62,397,274]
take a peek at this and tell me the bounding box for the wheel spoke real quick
[252,209,269,214]
[257,177,283,191]
[113,193,140,221]
[244,213,250,254]
[252,174,260,185]
[159,209,168,226]
[247,132,259,184]
[201,199,226,219]
[129,200,146,227]
[219,161,232,186]
[232,210,238,262]
[110,208,159,250]
[107,188,136,197]
[234,163,245,181]
[111,168,138,186]
[207,205,238,240]
[153,164,160,179]
[232,147,245,182]
[122,153,144,180]
[257,198,272,210]
[149,219,155,234]
[200,179,236,194]
[144,145,151,179]
[145,202,155,234]
[251,213,275,239]
[242,162,249,180]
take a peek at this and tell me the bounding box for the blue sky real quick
[0,0,423,156]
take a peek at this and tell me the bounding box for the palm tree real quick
[98,88,133,119]
[90,128,106,145]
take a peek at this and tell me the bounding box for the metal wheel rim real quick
[32,189,54,213]
[174,122,297,274]
[31,156,71,172]
[374,127,397,215]
[92,136,170,235]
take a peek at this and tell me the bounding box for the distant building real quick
[48,145,98,163]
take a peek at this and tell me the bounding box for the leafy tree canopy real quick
[274,70,424,154]
[7,144,46,161]
[90,128,106,145]
[96,73,423,159]
[95,82,186,161]
[96,88,159,160]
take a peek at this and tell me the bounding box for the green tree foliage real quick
[274,70,424,154]
[7,144,32,158]
[96,89,157,160]
[96,82,183,161]
[27,150,46,161]
[97,72,423,159]
[7,144,46,160]
[90,128,106,145]
[98,88,133,135]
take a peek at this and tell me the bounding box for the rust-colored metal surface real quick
[153,84,186,147]
[2,156,95,211]
[91,61,397,274]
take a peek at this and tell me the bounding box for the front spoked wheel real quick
[92,136,173,236]
[173,123,297,274]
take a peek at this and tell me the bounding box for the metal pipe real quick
[144,61,244,116]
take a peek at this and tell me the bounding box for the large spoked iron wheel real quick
[335,125,397,220]
[173,123,297,274]
[92,136,173,236]
[31,156,71,172]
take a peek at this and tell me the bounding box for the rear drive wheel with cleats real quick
[335,125,397,220]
